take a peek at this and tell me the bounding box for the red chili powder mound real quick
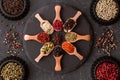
[37,32,49,43]
[53,20,63,31]
[96,62,119,80]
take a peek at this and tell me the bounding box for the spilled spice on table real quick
[3,27,23,56]
[96,27,117,55]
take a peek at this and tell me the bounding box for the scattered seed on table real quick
[96,27,117,55]
[3,27,23,56]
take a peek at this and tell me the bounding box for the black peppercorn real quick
[52,46,62,57]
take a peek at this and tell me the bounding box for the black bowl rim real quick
[90,0,120,25]
[0,0,30,20]
[0,0,26,17]
[0,56,28,80]
[91,56,120,80]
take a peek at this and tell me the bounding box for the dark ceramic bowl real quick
[0,0,30,20]
[0,56,28,80]
[91,56,120,80]
[90,0,120,25]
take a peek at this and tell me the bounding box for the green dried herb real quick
[41,42,54,54]
[0,62,23,80]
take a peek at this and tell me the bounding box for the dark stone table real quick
[0,0,120,80]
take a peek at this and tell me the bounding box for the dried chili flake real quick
[96,62,119,80]
[53,20,63,31]
[37,32,49,43]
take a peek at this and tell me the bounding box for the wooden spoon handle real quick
[35,13,44,24]
[72,11,82,21]
[24,34,37,41]
[74,52,83,60]
[35,53,43,62]
[55,5,61,19]
[54,55,62,71]
[77,35,90,41]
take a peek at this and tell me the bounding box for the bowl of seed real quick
[0,0,30,20]
[90,0,120,25]
[91,56,120,80]
[0,56,28,80]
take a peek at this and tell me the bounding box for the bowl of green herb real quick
[0,56,28,80]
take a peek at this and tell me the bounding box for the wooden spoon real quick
[53,5,63,31]
[24,32,49,43]
[35,13,54,34]
[53,45,63,71]
[62,42,83,60]
[35,42,54,62]
[65,32,90,43]
[69,47,83,60]
[63,11,82,32]
[54,5,62,22]
[71,11,82,22]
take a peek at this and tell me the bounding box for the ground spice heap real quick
[3,27,23,56]
[96,28,117,55]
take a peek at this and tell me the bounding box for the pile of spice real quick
[96,62,119,80]
[63,19,76,32]
[95,0,119,21]
[62,42,74,53]
[96,28,117,55]
[3,27,23,56]
[53,20,63,31]
[52,33,62,45]
[37,32,49,43]
[0,62,23,80]
[2,0,24,15]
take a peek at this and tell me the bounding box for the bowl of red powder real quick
[91,56,120,80]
